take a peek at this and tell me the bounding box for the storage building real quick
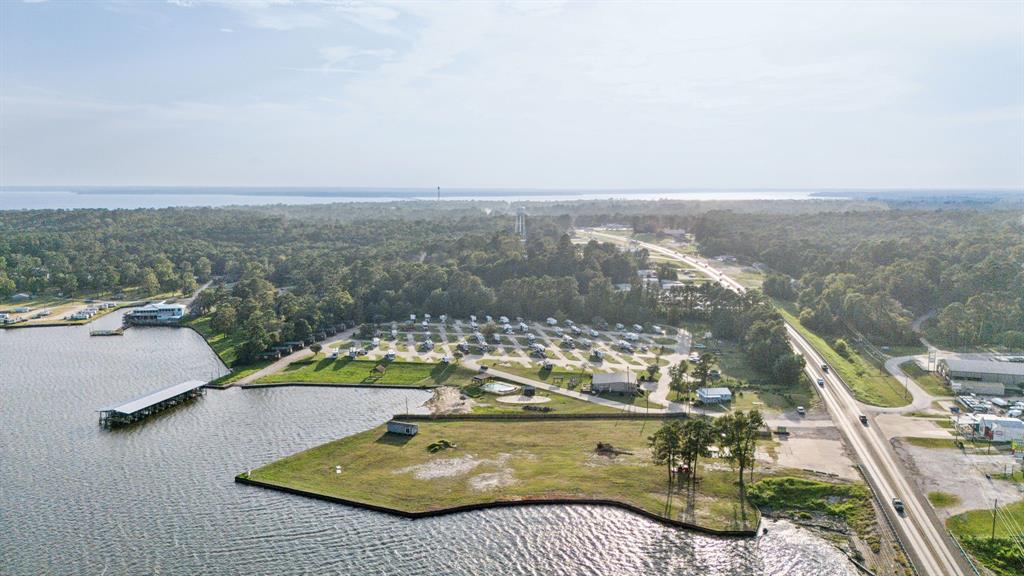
[591,372,637,394]
[386,420,419,436]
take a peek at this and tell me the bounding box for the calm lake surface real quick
[0,311,859,575]
[0,188,828,210]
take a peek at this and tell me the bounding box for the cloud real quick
[282,45,396,75]
[319,45,394,64]
[219,27,233,33]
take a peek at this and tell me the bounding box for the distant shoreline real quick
[3,187,1018,211]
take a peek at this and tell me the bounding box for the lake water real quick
[0,311,859,575]
[0,188,830,210]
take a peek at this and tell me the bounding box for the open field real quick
[242,419,761,532]
[776,302,910,408]
[253,357,479,387]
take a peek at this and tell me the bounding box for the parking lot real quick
[330,316,693,376]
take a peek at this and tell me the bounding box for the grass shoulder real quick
[747,476,876,548]
[948,500,1024,576]
[775,302,910,408]
[899,361,950,397]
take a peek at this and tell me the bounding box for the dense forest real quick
[0,203,802,380]
[689,209,1024,350]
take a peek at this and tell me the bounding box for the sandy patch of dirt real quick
[396,455,484,480]
[876,414,951,440]
[769,436,858,480]
[395,453,519,484]
[892,438,1024,518]
[469,470,516,491]
[426,386,475,415]
[495,394,551,404]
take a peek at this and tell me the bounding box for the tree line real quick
[689,209,1023,350]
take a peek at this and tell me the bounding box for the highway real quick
[583,230,969,576]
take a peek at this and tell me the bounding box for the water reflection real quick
[0,316,857,575]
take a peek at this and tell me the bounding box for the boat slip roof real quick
[100,380,206,414]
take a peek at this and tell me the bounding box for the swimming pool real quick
[481,382,518,394]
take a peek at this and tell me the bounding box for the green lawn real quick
[253,357,479,387]
[243,419,760,532]
[186,315,246,366]
[900,361,950,397]
[948,500,1024,576]
[464,387,619,415]
[494,365,593,389]
[776,303,910,408]
[589,388,652,408]
[206,361,273,389]
[714,342,815,412]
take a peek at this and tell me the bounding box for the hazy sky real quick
[1,1,1022,189]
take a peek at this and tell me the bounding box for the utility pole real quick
[436,186,440,201]
[991,498,998,540]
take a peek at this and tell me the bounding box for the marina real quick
[98,379,206,427]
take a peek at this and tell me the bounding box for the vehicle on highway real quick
[821,363,830,373]
[816,377,825,387]
[891,497,905,514]
[859,414,868,425]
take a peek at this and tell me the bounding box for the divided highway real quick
[584,230,968,576]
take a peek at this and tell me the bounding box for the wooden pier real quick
[98,380,206,427]
[90,327,125,336]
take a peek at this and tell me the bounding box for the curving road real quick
[583,229,969,576]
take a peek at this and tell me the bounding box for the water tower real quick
[514,206,527,238]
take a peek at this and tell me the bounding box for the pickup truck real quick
[891,497,905,514]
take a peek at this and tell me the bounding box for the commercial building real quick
[696,387,733,404]
[123,302,186,326]
[591,372,638,395]
[938,358,1024,392]
[976,415,1024,442]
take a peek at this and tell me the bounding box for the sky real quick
[1,0,1022,190]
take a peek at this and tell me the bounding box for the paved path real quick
[233,327,357,386]
[875,355,944,414]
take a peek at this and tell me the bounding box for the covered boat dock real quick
[98,380,206,427]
